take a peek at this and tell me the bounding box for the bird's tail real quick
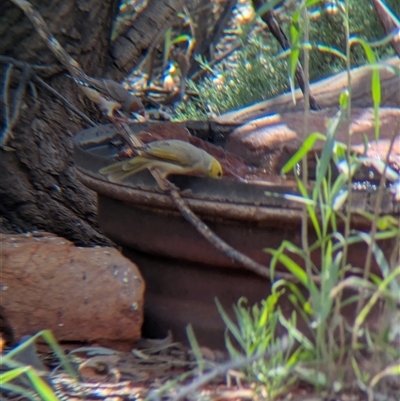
[99,157,149,183]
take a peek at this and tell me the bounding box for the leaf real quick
[369,362,400,391]
[215,298,245,349]
[349,38,381,138]
[186,324,205,373]
[281,132,326,174]
[25,369,60,401]
[269,252,309,286]
[314,110,344,199]
[279,312,314,351]
[0,367,29,382]
[352,267,400,349]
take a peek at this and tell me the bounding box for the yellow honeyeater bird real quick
[99,140,223,182]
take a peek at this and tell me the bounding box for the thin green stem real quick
[341,0,352,277]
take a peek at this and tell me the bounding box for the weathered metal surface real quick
[73,121,399,347]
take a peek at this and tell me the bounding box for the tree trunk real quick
[0,0,186,245]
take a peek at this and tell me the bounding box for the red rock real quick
[0,232,144,344]
[226,108,400,174]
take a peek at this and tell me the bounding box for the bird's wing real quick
[102,80,131,103]
[99,160,126,175]
[123,156,149,171]
[84,78,129,103]
[141,140,199,166]
[99,157,152,183]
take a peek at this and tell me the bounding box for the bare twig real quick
[11,64,30,127]
[0,56,96,128]
[210,0,238,49]
[252,0,321,111]
[189,0,238,77]
[0,55,60,74]
[10,0,143,122]
[190,41,242,82]
[165,182,320,282]
[114,122,145,149]
[33,75,96,127]
[115,134,320,283]
[147,336,290,401]
[27,81,39,114]
[9,0,84,80]
[3,64,14,135]
[1,63,31,146]
[372,0,400,57]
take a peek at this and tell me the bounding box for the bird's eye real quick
[218,171,222,177]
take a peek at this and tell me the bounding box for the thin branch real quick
[28,81,39,114]
[165,182,320,283]
[1,63,30,146]
[114,122,145,149]
[147,336,290,401]
[189,0,237,77]
[0,56,57,73]
[190,41,242,82]
[10,64,30,126]
[208,0,238,53]
[372,0,400,57]
[252,1,321,111]
[33,75,96,127]
[3,64,13,131]
[116,135,320,283]
[0,56,96,128]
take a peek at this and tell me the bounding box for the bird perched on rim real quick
[73,76,145,120]
[99,139,223,183]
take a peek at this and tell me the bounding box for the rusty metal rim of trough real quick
[75,167,393,231]
[73,123,398,227]
[75,168,304,224]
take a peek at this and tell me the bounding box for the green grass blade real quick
[314,110,344,199]
[281,132,326,174]
[352,267,400,349]
[0,382,42,401]
[25,370,60,401]
[215,298,245,349]
[1,366,29,382]
[186,324,205,373]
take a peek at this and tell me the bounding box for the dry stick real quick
[190,41,242,82]
[0,55,60,74]
[114,122,145,149]
[116,131,319,283]
[189,0,237,77]
[372,0,400,57]
[208,0,237,50]
[28,81,39,113]
[252,1,321,111]
[33,75,96,127]
[1,63,30,146]
[2,64,14,140]
[10,0,85,81]
[11,64,30,124]
[166,184,320,283]
[0,56,96,127]
[156,336,290,401]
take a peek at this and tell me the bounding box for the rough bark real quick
[109,0,189,79]
[0,0,186,245]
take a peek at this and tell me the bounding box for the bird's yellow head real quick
[208,158,223,179]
